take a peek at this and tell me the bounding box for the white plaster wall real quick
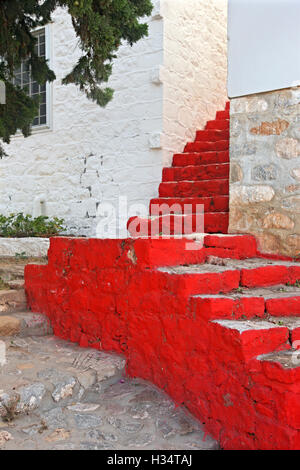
[162,0,228,166]
[0,1,228,237]
[1,6,164,238]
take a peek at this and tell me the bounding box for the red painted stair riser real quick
[24,237,300,450]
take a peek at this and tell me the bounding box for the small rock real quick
[45,428,70,442]
[52,377,76,402]
[276,138,300,159]
[252,164,278,182]
[76,370,96,389]
[44,408,67,429]
[0,431,13,447]
[67,403,100,413]
[156,418,176,438]
[0,391,20,420]
[291,168,300,181]
[87,429,117,442]
[122,433,154,448]
[22,424,44,436]
[230,185,275,205]
[17,383,46,413]
[74,413,102,429]
[263,212,294,230]
[107,416,144,434]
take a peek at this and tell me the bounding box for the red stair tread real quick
[185,140,229,153]
[162,164,229,182]
[211,318,289,361]
[195,129,229,141]
[127,212,229,236]
[205,120,229,131]
[149,196,229,214]
[159,179,229,197]
[173,150,229,167]
[216,110,230,120]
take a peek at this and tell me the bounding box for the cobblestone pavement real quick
[0,335,218,450]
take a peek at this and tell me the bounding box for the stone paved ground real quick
[0,335,218,450]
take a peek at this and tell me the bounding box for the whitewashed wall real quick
[0,1,228,237]
[162,0,228,165]
[1,6,164,238]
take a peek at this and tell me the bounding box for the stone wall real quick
[229,88,300,257]
[162,0,228,166]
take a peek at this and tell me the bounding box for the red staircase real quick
[128,103,230,237]
[25,234,300,450]
[23,100,300,449]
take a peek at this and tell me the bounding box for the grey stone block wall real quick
[229,88,300,257]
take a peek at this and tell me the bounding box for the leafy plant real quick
[14,251,28,260]
[0,213,65,238]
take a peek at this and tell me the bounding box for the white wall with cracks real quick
[0,1,228,238]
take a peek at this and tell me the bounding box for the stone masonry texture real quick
[229,88,300,257]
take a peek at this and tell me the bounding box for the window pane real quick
[39,43,46,57]
[31,81,39,94]
[13,28,48,127]
[40,104,46,116]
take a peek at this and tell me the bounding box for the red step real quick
[216,110,229,120]
[162,164,229,182]
[127,212,229,237]
[159,179,229,197]
[211,319,289,362]
[205,120,229,131]
[205,212,229,233]
[185,140,229,153]
[173,150,229,167]
[149,196,229,214]
[195,129,229,141]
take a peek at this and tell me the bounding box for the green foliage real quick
[0,213,66,237]
[0,0,153,156]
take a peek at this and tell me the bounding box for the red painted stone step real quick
[190,285,300,321]
[205,212,229,233]
[203,234,258,259]
[149,196,229,214]
[162,164,229,182]
[185,140,229,153]
[211,319,290,362]
[266,296,300,317]
[195,129,229,141]
[173,150,229,167]
[205,120,229,131]
[159,259,300,292]
[159,179,229,197]
[216,110,229,120]
[127,212,228,237]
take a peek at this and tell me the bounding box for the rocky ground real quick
[0,335,218,451]
[0,257,218,451]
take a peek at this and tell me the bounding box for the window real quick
[13,28,50,128]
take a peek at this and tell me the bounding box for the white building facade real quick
[1,0,228,237]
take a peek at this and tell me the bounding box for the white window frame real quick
[12,23,53,137]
